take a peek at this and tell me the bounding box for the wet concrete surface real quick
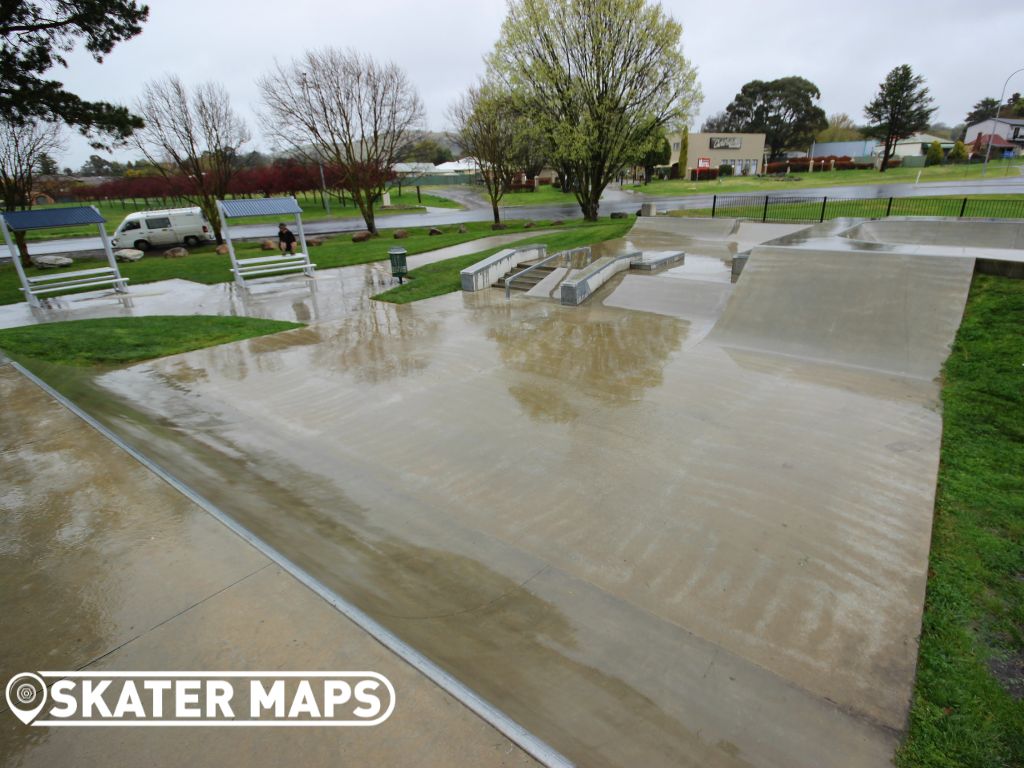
[0,233,551,330]
[4,215,1004,767]
[11,283,953,766]
[0,362,540,768]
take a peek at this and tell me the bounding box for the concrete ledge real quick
[630,250,685,271]
[460,245,546,292]
[560,252,636,305]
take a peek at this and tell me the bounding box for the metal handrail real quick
[504,246,591,299]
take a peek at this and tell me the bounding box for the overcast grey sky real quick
[54,0,1024,168]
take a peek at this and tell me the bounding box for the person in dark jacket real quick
[277,223,297,255]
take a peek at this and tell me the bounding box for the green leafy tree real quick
[863,64,936,172]
[449,82,520,224]
[925,140,943,166]
[488,0,702,221]
[35,152,58,175]
[816,113,861,142]
[700,111,730,132]
[402,137,453,165]
[639,130,671,183]
[948,139,968,164]
[1,1,148,146]
[719,77,827,160]
[963,97,1000,130]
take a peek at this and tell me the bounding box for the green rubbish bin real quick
[388,247,408,284]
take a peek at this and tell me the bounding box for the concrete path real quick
[0,362,541,768]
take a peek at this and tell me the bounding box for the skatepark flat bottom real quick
[16,250,967,765]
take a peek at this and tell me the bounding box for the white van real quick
[111,207,216,250]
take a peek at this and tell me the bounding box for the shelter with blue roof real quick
[217,196,316,286]
[0,206,128,307]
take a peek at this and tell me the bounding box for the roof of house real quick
[894,133,955,145]
[971,133,1016,148]
[968,116,1024,127]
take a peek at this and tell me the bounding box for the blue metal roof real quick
[219,197,303,218]
[2,206,105,231]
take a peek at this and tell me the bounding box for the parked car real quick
[111,207,216,250]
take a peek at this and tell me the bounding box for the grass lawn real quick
[373,218,633,304]
[0,219,574,306]
[492,185,582,208]
[0,315,303,366]
[20,189,462,241]
[631,159,1023,197]
[897,274,1024,767]
[667,193,1024,222]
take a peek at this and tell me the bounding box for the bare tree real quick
[258,48,424,235]
[449,82,521,224]
[0,117,65,266]
[134,77,250,243]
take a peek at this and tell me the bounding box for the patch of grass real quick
[667,193,1024,222]
[897,274,1024,767]
[493,185,584,207]
[0,315,303,366]
[373,218,633,304]
[0,219,577,306]
[20,190,462,241]
[633,159,1023,197]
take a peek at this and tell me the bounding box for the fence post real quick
[762,195,769,223]
[885,197,893,217]
[819,196,828,223]
[711,195,717,218]
[959,197,968,218]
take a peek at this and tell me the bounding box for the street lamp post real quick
[983,66,1024,177]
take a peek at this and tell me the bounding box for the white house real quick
[964,117,1024,155]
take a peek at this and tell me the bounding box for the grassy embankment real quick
[630,159,1023,197]
[20,189,461,241]
[897,274,1023,767]
[0,316,303,366]
[373,217,633,304]
[0,219,573,306]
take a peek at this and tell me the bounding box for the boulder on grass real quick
[550,220,564,226]
[457,224,467,234]
[491,223,507,230]
[31,254,73,269]
[261,239,276,251]
[610,211,628,219]
[164,247,189,259]
[114,248,144,262]
[393,229,409,239]
[215,244,229,255]
[428,227,443,236]
[307,237,324,247]
[351,230,372,243]
[523,221,534,229]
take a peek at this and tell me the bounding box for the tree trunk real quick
[15,231,30,269]
[879,135,894,173]
[491,200,501,224]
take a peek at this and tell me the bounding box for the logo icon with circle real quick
[5,673,48,725]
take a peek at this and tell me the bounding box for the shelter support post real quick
[294,212,314,277]
[0,216,38,307]
[218,202,244,287]
[96,220,128,293]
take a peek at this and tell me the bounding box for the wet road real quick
[23,175,1024,256]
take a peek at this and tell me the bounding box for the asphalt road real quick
[21,174,1024,256]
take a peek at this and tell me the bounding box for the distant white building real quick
[964,117,1024,155]
[883,133,955,158]
[435,158,480,174]
[393,162,436,175]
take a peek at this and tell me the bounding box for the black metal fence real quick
[708,194,1024,223]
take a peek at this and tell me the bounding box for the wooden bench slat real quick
[27,267,116,284]
[29,277,129,296]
